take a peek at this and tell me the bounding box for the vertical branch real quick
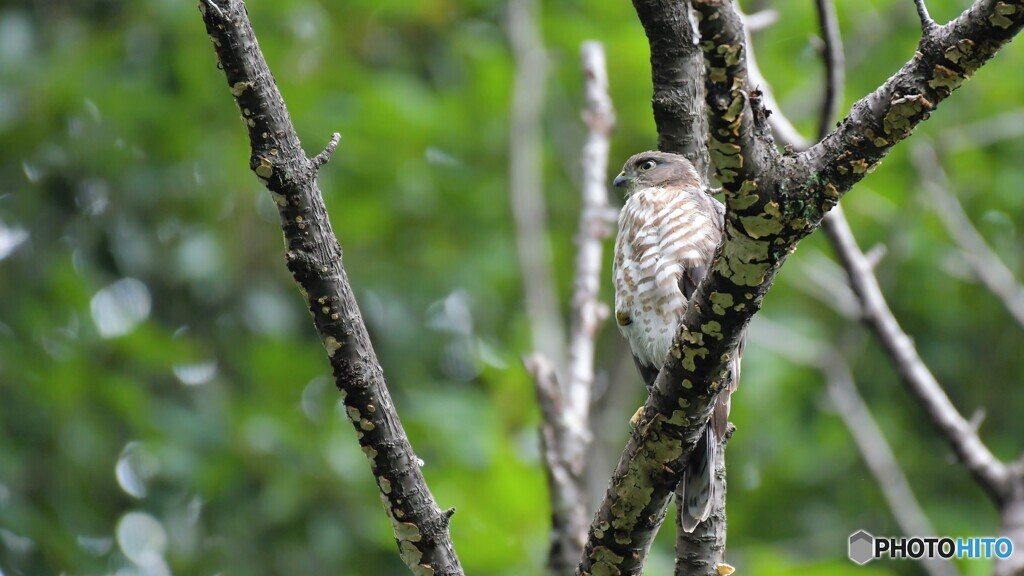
[531,41,617,575]
[197,2,463,574]
[813,0,844,141]
[570,42,615,439]
[631,0,710,179]
[507,0,567,372]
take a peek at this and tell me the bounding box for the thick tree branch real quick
[911,141,1024,329]
[197,2,463,574]
[632,0,710,179]
[581,0,1024,573]
[534,41,617,576]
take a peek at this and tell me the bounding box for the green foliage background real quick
[0,0,1021,574]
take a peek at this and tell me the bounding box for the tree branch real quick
[822,205,1011,502]
[631,0,710,179]
[533,40,617,576]
[799,0,1024,196]
[571,40,616,446]
[814,0,845,141]
[911,141,1024,330]
[198,2,463,574]
[507,0,567,373]
[580,0,1024,572]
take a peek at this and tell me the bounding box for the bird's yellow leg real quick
[630,405,645,427]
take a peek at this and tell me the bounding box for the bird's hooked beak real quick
[613,171,629,188]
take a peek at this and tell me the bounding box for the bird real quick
[611,150,742,532]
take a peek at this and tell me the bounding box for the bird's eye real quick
[638,159,656,171]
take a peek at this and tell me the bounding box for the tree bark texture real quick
[578,0,1024,573]
[632,0,710,180]
[198,2,463,574]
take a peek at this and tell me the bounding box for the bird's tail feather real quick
[680,425,715,532]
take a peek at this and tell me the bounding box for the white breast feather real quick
[613,187,718,370]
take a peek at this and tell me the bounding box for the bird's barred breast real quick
[613,188,716,369]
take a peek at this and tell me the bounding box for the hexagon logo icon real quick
[849,530,875,565]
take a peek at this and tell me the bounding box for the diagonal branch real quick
[580,0,1024,573]
[752,318,959,576]
[799,0,1024,196]
[911,141,1024,330]
[197,2,463,574]
[813,0,845,141]
[822,205,1011,502]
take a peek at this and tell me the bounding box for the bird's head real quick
[612,151,701,194]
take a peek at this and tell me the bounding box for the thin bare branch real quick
[822,205,1011,502]
[312,132,341,169]
[814,0,845,140]
[199,2,463,573]
[752,319,959,576]
[571,40,615,430]
[914,0,938,34]
[507,0,567,373]
[911,141,1024,329]
[533,41,617,576]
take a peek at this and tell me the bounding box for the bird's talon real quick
[630,405,644,427]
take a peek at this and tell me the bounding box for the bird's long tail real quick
[679,424,715,532]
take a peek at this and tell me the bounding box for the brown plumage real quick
[611,150,742,532]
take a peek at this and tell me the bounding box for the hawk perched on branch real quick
[611,150,742,532]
